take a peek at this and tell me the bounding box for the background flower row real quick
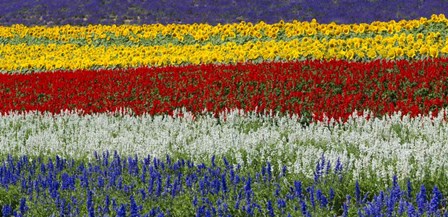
[1,0,446,26]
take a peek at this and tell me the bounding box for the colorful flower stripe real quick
[1,0,446,25]
[2,109,448,183]
[1,152,440,216]
[1,59,448,120]
[1,34,448,73]
[1,15,446,45]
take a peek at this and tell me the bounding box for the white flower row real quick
[1,108,448,182]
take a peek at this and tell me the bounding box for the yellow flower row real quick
[1,14,446,43]
[1,32,447,72]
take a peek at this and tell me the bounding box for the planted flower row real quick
[0,152,445,216]
[2,108,448,185]
[1,16,448,73]
[1,59,448,119]
[0,39,445,73]
[0,0,446,25]
[1,15,446,46]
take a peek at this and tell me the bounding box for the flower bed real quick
[1,3,448,216]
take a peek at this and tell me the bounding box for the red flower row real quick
[1,59,448,121]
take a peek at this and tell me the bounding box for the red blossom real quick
[1,59,448,122]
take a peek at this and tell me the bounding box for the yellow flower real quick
[419,46,429,56]
[367,49,377,59]
[337,50,346,59]
[395,47,404,57]
[306,28,316,36]
[430,14,439,22]
[441,45,448,54]
[374,35,383,43]
[314,50,324,60]
[386,48,396,59]
[429,47,439,58]
[355,50,365,59]
[406,48,415,58]
[333,27,342,36]
[419,17,428,25]
[438,14,447,22]
[406,34,414,43]
[345,50,355,60]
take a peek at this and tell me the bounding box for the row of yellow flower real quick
[1,14,446,43]
[1,33,447,72]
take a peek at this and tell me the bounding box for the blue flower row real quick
[0,0,446,26]
[0,152,445,216]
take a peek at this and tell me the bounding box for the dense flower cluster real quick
[1,15,445,43]
[0,15,447,72]
[0,0,446,25]
[1,109,448,184]
[1,1,448,215]
[0,153,445,216]
[1,59,448,119]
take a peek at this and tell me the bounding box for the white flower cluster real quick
[1,108,448,182]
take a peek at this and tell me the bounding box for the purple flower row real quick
[0,0,446,26]
[0,152,447,216]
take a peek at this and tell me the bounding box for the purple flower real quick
[316,189,328,208]
[104,195,110,215]
[211,155,216,168]
[130,195,141,217]
[342,201,349,217]
[277,198,286,211]
[417,185,427,215]
[325,160,331,175]
[266,162,272,181]
[221,174,228,193]
[408,202,416,217]
[300,199,307,216]
[407,179,412,199]
[294,181,302,200]
[2,204,12,217]
[117,204,126,217]
[355,180,361,204]
[329,188,335,203]
[267,200,274,217]
[429,186,443,215]
[222,157,229,168]
[97,176,104,189]
[307,186,315,209]
[398,199,405,216]
[281,166,287,177]
[87,190,95,217]
[19,198,27,214]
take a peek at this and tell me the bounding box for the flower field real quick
[1,1,448,216]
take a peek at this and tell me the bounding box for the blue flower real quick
[408,202,416,217]
[407,179,412,199]
[398,199,405,216]
[222,157,229,168]
[266,200,274,217]
[87,189,95,217]
[19,198,27,214]
[130,195,141,217]
[104,195,110,215]
[355,180,361,204]
[294,181,302,200]
[221,174,228,193]
[429,186,443,215]
[2,204,12,217]
[117,204,126,217]
[316,189,328,208]
[300,199,308,216]
[417,185,427,215]
[307,186,315,209]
